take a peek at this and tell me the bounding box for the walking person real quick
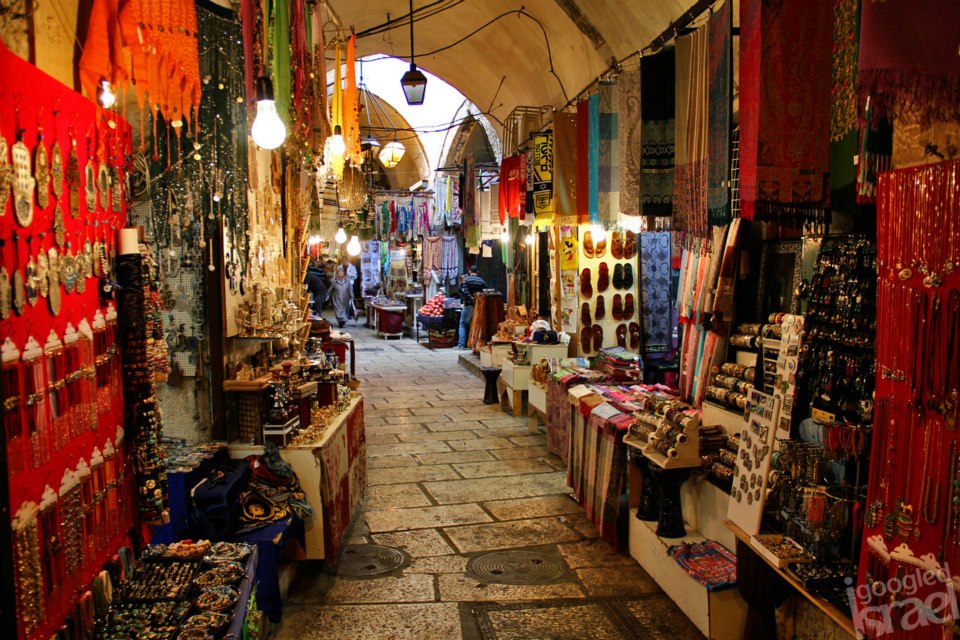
[304,259,328,316]
[327,265,354,328]
[457,264,487,350]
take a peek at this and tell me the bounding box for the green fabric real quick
[271,0,291,122]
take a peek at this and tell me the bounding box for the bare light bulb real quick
[334,227,347,244]
[97,79,116,109]
[251,77,287,150]
[592,223,607,243]
[346,235,361,256]
[328,125,346,158]
[500,230,510,243]
[524,232,535,245]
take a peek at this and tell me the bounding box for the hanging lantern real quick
[379,140,406,168]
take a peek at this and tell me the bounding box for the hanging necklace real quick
[75,230,87,294]
[65,127,80,219]
[24,236,38,307]
[36,236,48,299]
[49,112,65,247]
[0,116,12,215]
[0,239,10,318]
[84,129,97,214]
[34,115,50,210]
[11,107,35,226]
[11,233,24,314]
[47,246,61,316]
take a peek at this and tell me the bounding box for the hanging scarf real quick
[858,0,960,126]
[618,68,642,216]
[828,0,860,216]
[576,100,591,224]
[498,154,525,223]
[739,0,832,226]
[598,81,619,222]
[463,154,477,228]
[639,231,673,353]
[290,0,309,138]
[271,0,291,123]
[588,93,600,223]
[344,35,361,165]
[674,27,709,238]
[641,49,676,217]
[553,112,578,219]
[532,132,554,220]
[707,1,732,225]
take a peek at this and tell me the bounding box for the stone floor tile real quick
[472,426,536,438]
[397,430,478,442]
[321,574,436,603]
[452,458,556,478]
[445,413,499,422]
[367,433,401,445]
[371,528,456,557]
[557,539,636,569]
[409,406,461,416]
[367,441,452,457]
[559,511,602,538]
[483,495,582,521]
[414,450,496,466]
[366,503,492,533]
[366,422,432,435]
[491,445,555,460]
[508,435,548,447]
[405,555,470,574]
[374,398,436,410]
[480,417,530,429]
[446,437,516,451]
[364,483,433,510]
[273,603,462,640]
[366,454,421,469]
[423,472,568,504]
[443,517,582,553]
[367,464,459,486]
[437,575,584,602]
[425,420,486,431]
[576,566,660,596]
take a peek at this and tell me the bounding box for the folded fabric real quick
[669,540,737,591]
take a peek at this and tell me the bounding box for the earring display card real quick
[773,314,804,441]
[727,388,781,536]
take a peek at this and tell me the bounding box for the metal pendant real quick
[0,134,12,215]
[97,162,110,211]
[35,138,50,209]
[47,248,61,316]
[74,251,87,293]
[11,139,35,226]
[12,268,24,315]
[84,160,97,213]
[51,142,63,199]
[93,241,103,277]
[61,250,77,294]
[111,165,122,212]
[24,254,38,306]
[53,206,66,247]
[36,251,48,298]
[0,266,10,319]
[66,145,80,218]
[83,240,94,277]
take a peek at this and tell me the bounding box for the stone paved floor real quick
[272,318,667,639]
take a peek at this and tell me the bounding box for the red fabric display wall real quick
[0,42,134,640]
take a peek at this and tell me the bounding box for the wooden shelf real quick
[223,375,271,392]
[724,520,856,638]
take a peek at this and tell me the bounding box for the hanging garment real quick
[553,113,579,219]
[498,154,525,222]
[439,235,460,285]
[576,100,590,224]
[707,1,732,225]
[739,0,832,225]
[588,93,600,223]
[598,81,619,222]
[422,236,443,282]
[674,27,709,238]
[641,49,676,217]
[532,133,554,221]
[618,69,642,216]
[638,231,673,354]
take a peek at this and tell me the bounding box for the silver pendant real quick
[51,142,63,199]
[97,162,110,211]
[47,248,61,316]
[0,133,12,215]
[11,139,35,226]
[0,266,10,318]
[84,160,97,213]
[36,251,48,298]
[12,268,24,315]
[61,250,77,294]
[24,254,38,306]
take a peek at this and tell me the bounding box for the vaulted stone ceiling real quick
[330,0,690,123]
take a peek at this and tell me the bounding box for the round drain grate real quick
[467,550,568,585]
[337,544,409,577]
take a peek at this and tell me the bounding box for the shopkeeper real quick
[457,264,487,350]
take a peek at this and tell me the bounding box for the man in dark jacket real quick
[457,264,487,350]
[304,260,328,316]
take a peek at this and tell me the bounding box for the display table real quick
[404,293,424,339]
[372,303,406,339]
[527,382,547,434]
[229,396,366,562]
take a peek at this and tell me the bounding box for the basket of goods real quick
[417,293,447,323]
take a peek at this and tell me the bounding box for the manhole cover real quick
[337,544,409,577]
[467,550,568,585]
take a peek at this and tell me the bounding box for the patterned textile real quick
[674,27,709,238]
[319,399,366,561]
[498,154,526,223]
[669,540,738,591]
[598,81,619,222]
[618,68,642,216]
[832,0,859,140]
[739,0,832,226]
[711,218,742,328]
[553,113,578,219]
[707,0,732,224]
[858,0,960,126]
[639,231,673,354]
[546,379,573,463]
[439,235,460,285]
[422,236,443,282]
[532,133,554,220]
[462,154,477,228]
[641,49,676,217]
[588,93,600,222]
[576,100,591,223]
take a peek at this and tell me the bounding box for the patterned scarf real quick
[553,113,578,220]
[588,93,600,223]
[576,100,591,224]
[674,27,709,238]
[641,49,676,217]
[598,81,619,222]
[707,1,732,225]
[618,69,642,216]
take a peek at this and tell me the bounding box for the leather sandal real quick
[580,328,593,354]
[595,233,607,258]
[616,324,627,348]
[582,230,595,259]
[612,263,624,290]
[581,302,592,328]
[624,293,635,319]
[595,295,605,321]
[612,294,623,320]
[624,230,637,259]
[622,263,634,290]
[611,230,623,260]
[629,322,640,350]
[593,325,604,352]
[597,262,610,293]
[580,268,592,297]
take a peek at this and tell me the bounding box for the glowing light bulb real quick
[97,79,116,109]
[346,235,361,256]
[524,232,535,245]
[250,77,287,150]
[334,227,347,244]
[500,230,510,243]
[592,223,607,243]
[328,125,346,159]
[307,235,322,246]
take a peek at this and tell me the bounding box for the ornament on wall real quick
[34,125,50,209]
[12,128,35,226]
[66,136,80,218]
[0,130,12,215]
[37,250,48,298]
[47,247,61,316]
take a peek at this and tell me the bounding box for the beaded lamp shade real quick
[338,166,367,211]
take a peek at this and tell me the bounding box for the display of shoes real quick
[597,262,609,293]
[583,230,595,259]
[622,263,634,290]
[580,327,592,353]
[629,322,640,350]
[595,234,607,258]
[581,302,592,328]
[611,230,623,260]
[593,325,604,352]
[616,324,627,348]
[613,263,624,290]
[623,293,635,319]
[624,230,637,259]
[595,295,605,320]
[612,294,623,320]
[580,268,592,297]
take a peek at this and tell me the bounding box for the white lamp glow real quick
[334,227,347,244]
[307,234,322,246]
[592,223,607,242]
[97,78,116,109]
[524,232,535,245]
[251,77,287,150]
[500,230,510,243]
[379,140,405,168]
[328,124,346,159]
[346,235,362,256]
[625,217,642,233]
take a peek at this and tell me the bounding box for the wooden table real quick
[229,397,366,560]
[725,520,857,638]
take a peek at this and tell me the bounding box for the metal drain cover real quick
[467,550,568,585]
[337,544,409,577]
